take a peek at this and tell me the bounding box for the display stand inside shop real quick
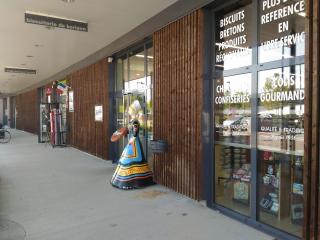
[218,146,251,204]
[39,103,51,143]
[39,80,68,147]
[259,151,303,225]
[49,103,67,147]
[39,102,67,147]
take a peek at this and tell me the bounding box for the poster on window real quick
[95,105,103,122]
[68,91,74,112]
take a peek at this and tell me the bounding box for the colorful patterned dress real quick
[111,130,154,189]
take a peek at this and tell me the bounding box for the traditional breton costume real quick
[111,120,154,189]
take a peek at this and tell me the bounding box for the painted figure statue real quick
[110,120,154,189]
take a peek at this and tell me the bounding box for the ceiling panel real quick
[0,0,177,94]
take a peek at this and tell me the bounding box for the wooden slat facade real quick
[304,0,320,239]
[66,59,109,160]
[15,89,39,134]
[153,10,203,200]
[9,96,16,128]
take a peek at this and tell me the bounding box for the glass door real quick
[114,42,153,166]
[116,92,147,161]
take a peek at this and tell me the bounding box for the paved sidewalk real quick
[0,130,273,240]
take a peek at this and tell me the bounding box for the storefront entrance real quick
[116,92,148,160]
[114,41,154,165]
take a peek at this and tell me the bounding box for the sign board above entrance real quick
[25,11,88,32]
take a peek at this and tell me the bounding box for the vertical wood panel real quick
[66,59,109,160]
[15,89,39,134]
[304,0,320,239]
[153,10,203,200]
[197,11,204,199]
[313,0,320,239]
[311,0,319,236]
[9,96,16,128]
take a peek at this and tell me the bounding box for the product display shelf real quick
[259,152,292,221]
[231,147,251,205]
[290,157,304,224]
[217,145,233,183]
[216,144,251,208]
[232,197,249,205]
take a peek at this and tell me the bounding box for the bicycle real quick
[0,128,11,143]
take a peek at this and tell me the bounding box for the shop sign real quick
[46,88,52,95]
[25,11,88,32]
[94,105,103,122]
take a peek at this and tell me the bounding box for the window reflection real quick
[126,49,145,91]
[258,0,306,63]
[257,65,304,155]
[146,47,154,166]
[215,145,251,216]
[116,57,126,91]
[214,74,251,145]
[257,65,304,237]
[215,0,252,70]
[213,0,305,237]
[214,73,252,216]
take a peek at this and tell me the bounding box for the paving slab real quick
[0,130,274,240]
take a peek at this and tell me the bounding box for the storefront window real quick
[214,73,252,216]
[258,65,304,237]
[215,0,252,70]
[214,0,253,217]
[128,48,145,91]
[146,47,154,165]
[258,0,306,63]
[115,97,125,157]
[116,58,123,91]
[257,66,304,155]
[213,0,305,237]
[214,74,251,145]
[215,145,252,216]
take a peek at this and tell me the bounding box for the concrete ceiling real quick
[0,0,177,95]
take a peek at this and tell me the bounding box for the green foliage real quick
[261,73,291,110]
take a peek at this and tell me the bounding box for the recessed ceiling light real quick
[26,55,34,58]
[34,44,43,47]
[62,0,75,2]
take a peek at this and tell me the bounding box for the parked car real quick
[223,116,251,136]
